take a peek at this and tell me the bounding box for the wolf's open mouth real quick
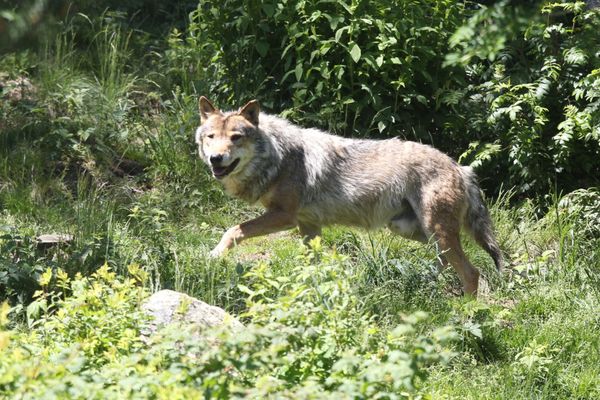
[212,158,240,179]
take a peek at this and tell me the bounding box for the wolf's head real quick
[195,97,260,180]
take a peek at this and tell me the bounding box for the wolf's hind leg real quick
[298,221,322,244]
[435,232,479,295]
[423,212,480,295]
[389,213,449,270]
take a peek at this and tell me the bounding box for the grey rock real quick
[36,234,73,252]
[37,234,73,244]
[141,289,242,337]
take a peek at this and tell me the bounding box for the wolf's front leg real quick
[298,221,322,244]
[209,210,298,257]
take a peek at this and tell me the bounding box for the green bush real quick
[0,264,149,398]
[164,0,464,138]
[445,1,600,197]
[162,0,600,199]
[0,221,125,311]
[0,244,456,399]
[0,227,50,307]
[5,0,598,203]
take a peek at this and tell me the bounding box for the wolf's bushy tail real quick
[461,166,504,272]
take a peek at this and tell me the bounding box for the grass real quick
[1,10,600,399]
[2,175,599,398]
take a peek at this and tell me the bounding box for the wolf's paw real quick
[208,247,226,259]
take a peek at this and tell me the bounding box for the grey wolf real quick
[195,97,503,295]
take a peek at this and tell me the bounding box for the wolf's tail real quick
[461,166,504,272]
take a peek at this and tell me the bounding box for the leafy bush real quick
[5,0,599,204]
[162,0,600,199]
[164,0,465,138]
[0,220,127,311]
[0,264,149,398]
[557,187,600,237]
[0,243,456,399]
[0,227,51,307]
[446,1,600,197]
[1,22,141,187]
[231,239,457,397]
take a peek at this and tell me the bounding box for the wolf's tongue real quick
[213,167,226,176]
[212,158,240,178]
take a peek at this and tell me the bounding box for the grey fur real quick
[196,102,503,294]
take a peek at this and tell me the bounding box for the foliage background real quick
[163,0,600,198]
[2,0,599,198]
[1,0,600,398]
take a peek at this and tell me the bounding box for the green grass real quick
[2,178,599,397]
[1,9,600,399]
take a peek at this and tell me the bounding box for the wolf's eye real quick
[230,133,243,142]
[206,133,214,139]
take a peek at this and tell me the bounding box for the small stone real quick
[36,234,73,244]
[36,234,73,251]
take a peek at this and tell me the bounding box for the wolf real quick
[195,97,503,295]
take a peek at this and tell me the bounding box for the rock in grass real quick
[141,289,242,337]
[36,234,73,251]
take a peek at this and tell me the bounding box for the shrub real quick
[0,227,64,308]
[445,1,600,197]
[0,264,149,398]
[0,243,456,399]
[164,0,465,139]
[163,0,600,199]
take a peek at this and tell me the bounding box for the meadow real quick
[1,1,599,398]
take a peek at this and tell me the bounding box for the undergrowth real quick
[1,1,599,399]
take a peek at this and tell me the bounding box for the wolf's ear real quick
[199,96,219,123]
[238,100,260,126]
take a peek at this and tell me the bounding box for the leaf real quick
[26,299,47,328]
[320,41,332,55]
[281,42,295,59]
[0,302,9,327]
[237,284,255,296]
[508,105,521,121]
[337,1,354,15]
[261,3,275,17]
[39,268,53,287]
[328,15,344,31]
[449,26,474,48]
[334,26,349,42]
[349,43,361,63]
[463,321,482,339]
[78,128,94,141]
[255,40,269,57]
[295,63,303,81]
[564,47,587,65]
[535,78,551,99]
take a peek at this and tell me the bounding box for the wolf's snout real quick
[209,154,224,166]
